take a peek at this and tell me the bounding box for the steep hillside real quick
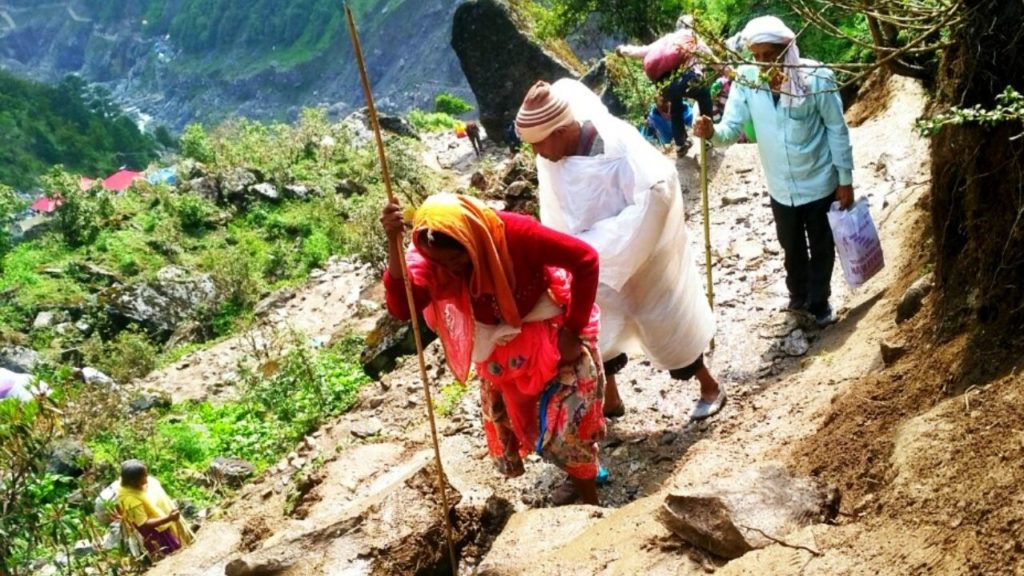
[0,0,473,130]
[0,70,156,188]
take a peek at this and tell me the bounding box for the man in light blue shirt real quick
[694,16,854,327]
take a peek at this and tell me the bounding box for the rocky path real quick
[149,75,935,575]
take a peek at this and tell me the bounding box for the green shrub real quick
[301,231,331,271]
[173,193,217,233]
[81,327,158,383]
[407,109,457,133]
[434,92,473,116]
[44,166,103,247]
[0,184,22,266]
[180,123,214,163]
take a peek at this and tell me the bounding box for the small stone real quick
[880,340,907,365]
[351,417,383,439]
[369,396,386,409]
[781,329,810,357]
[658,432,678,446]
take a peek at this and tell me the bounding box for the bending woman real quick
[117,459,186,559]
[382,193,606,504]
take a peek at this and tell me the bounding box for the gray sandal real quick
[690,386,727,421]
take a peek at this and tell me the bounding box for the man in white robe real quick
[515,79,726,420]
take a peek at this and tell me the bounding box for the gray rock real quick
[250,182,279,201]
[351,417,383,439]
[334,179,365,197]
[722,191,751,206]
[658,465,839,559]
[164,320,206,351]
[897,273,933,324]
[75,262,122,284]
[53,322,76,336]
[360,313,436,379]
[100,266,219,341]
[80,367,115,387]
[451,0,578,143]
[33,311,59,329]
[74,320,93,336]
[284,184,310,199]
[186,177,220,203]
[254,288,296,317]
[47,439,94,478]
[221,168,258,199]
[129,391,172,413]
[208,457,255,487]
[781,329,810,357]
[0,345,42,373]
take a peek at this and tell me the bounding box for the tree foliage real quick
[0,71,156,189]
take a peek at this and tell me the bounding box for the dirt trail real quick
[145,75,1024,575]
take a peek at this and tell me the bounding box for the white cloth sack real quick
[536,79,715,369]
[827,197,885,287]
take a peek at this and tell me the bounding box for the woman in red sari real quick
[382,193,607,504]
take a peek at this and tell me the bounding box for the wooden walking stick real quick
[699,136,716,350]
[344,5,458,575]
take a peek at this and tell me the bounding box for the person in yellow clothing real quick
[117,460,189,559]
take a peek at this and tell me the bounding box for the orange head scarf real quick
[412,193,521,327]
[409,194,521,383]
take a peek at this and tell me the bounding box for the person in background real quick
[505,121,523,156]
[381,193,608,505]
[616,13,715,157]
[466,120,483,157]
[693,15,854,327]
[117,460,188,559]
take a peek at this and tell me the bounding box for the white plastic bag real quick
[827,197,885,287]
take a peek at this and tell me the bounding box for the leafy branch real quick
[916,86,1024,137]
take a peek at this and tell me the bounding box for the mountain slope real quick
[0,0,473,129]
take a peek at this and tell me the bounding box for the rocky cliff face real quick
[451,0,577,141]
[0,0,474,130]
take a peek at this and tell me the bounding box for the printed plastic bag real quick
[827,197,885,287]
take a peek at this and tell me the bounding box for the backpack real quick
[643,33,697,82]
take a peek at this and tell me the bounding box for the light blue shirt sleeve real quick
[814,68,854,186]
[712,66,756,146]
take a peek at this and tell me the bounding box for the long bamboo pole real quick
[344,5,458,574]
[700,136,715,350]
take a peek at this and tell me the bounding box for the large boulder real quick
[47,438,94,478]
[0,345,42,373]
[100,266,219,341]
[451,0,578,142]
[658,465,840,559]
[208,457,256,488]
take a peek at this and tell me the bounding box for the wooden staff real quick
[344,5,458,574]
[699,136,715,350]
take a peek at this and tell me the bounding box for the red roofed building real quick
[101,170,144,191]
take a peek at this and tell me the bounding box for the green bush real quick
[434,92,473,116]
[180,123,214,164]
[0,184,22,266]
[172,193,217,233]
[301,231,331,271]
[407,109,457,133]
[44,166,104,248]
[81,327,158,384]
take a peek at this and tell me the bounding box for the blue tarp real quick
[147,167,177,186]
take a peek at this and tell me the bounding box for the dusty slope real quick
[141,74,1024,576]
